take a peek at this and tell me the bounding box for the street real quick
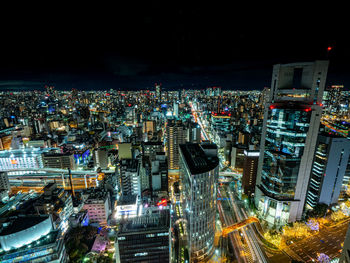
[284,219,350,262]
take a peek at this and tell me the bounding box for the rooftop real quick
[0,215,49,236]
[119,210,169,234]
[179,143,219,175]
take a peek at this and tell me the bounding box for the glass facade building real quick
[255,61,329,225]
[179,143,219,262]
[261,106,311,200]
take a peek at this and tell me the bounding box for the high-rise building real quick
[120,159,141,197]
[305,133,350,209]
[242,148,259,196]
[328,85,344,112]
[116,210,170,263]
[173,101,179,118]
[151,153,168,193]
[155,83,162,100]
[231,144,247,170]
[185,121,201,143]
[254,61,329,225]
[179,143,219,262]
[166,120,186,171]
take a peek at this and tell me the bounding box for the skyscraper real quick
[166,120,186,171]
[179,143,219,262]
[305,133,350,209]
[242,148,260,196]
[254,61,329,225]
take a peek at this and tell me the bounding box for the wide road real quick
[220,185,269,263]
[285,218,350,262]
[218,186,252,263]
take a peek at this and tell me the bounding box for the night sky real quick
[0,3,349,91]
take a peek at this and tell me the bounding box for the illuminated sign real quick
[11,160,18,164]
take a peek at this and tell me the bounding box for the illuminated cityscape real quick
[0,4,349,263]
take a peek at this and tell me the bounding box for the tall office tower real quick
[155,83,162,100]
[179,143,219,262]
[242,148,260,196]
[305,133,350,209]
[116,210,170,263]
[120,159,141,197]
[166,120,186,171]
[329,85,344,112]
[186,121,201,143]
[254,61,329,225]
[231,144,247,170]
[173,101,179,118]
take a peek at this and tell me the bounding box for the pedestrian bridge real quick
[221,217,259,237]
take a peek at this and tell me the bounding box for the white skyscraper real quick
[254,61,329,225]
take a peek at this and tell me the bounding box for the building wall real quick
[254,61,329,225]
[306,135,350,208]
[242,151,259,196]
[166,122,185,170]
[180,147,218,262]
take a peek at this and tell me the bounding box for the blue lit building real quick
[255,61,329,225]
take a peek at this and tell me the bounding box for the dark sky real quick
[0,3,349,91]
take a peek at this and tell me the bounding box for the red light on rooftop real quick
[128,104,132,107]
[327,46,332,51]
[304,108,311,112]
[157,199,167,206]
[269,105,275,110]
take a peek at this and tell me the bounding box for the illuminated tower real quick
[179,143,219,262]
[155,83,162,100]
[166,120,186,171]
[254,61,329,225]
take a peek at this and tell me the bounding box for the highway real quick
[218,186,253,263]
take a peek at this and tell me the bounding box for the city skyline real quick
[1,4,350,263]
